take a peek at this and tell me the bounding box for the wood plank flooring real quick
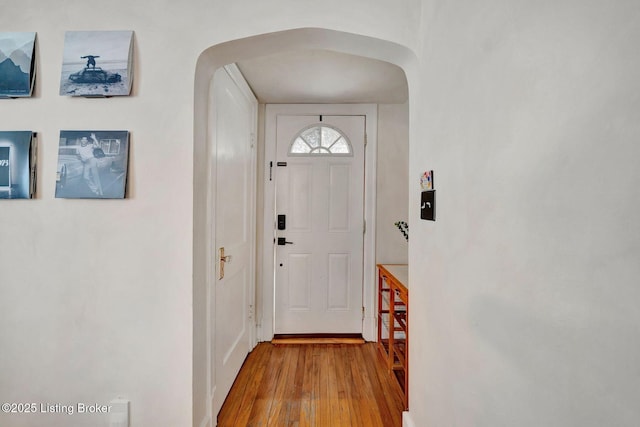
[217,342,405,427]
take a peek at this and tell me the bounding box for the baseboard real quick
[272,333,365,345]
[273,333,363,339]
[402,411,416,427]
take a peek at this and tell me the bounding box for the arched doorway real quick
[193,27,417,427]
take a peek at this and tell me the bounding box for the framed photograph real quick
[55,130,129,199]
[0,32,36,98]
[0,131,37,199]
[59,31,134,97]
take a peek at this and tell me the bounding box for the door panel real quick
[328,164,351,231]
[288,253,312,310]
[211,66,256,417]
[274,115,365,334]
[328,253,350,310]
[289,164,313,231]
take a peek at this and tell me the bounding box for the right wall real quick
[409,0,640,425]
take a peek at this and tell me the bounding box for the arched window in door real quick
[289,124,353,156]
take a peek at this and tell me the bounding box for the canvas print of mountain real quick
[0,32,36,98]
[0,131,37,199]
[60,31,133,97]
[55,130,129,199]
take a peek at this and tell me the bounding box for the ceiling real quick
[236,49,408,104]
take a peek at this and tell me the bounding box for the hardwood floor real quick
[217,342,405,427]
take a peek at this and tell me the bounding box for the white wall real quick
[409,0,640,426]
[377,102,409,264]
[0,1,420,427]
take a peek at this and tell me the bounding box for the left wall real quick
[0,2,204,426]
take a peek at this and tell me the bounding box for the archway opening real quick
[192,27,417,427]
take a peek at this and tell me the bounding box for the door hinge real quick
[362,306,365,320]
[364,132,368,146]
[363,219,366,234]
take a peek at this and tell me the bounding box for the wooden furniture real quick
[377,264,409,409]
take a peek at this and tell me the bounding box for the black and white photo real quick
[55,130,129,199]
[59,31,133,97]
[0,131,36,199]
[0,32,36,97]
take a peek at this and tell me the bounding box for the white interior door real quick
[274,115,365,334]
[210,65,257,416]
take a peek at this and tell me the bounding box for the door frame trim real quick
[260,104,378,342]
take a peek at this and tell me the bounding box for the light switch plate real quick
[420,190,435,221]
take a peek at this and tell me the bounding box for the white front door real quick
[274,115,365,334]
[211,65,257,416]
